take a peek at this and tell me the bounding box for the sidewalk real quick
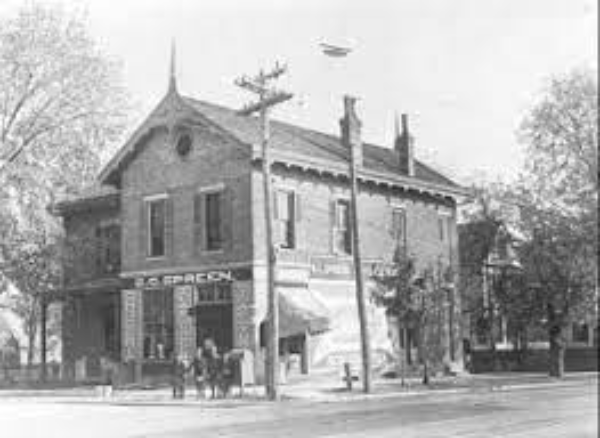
[0,371,596,406]
[281,370,598,402]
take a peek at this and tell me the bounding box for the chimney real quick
[340,95,363,167]
[394,113,415,177]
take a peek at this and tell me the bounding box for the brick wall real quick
[120,124,253,274]
[253,167,458,272]
[252,165,461,369]
[173,285,196,359]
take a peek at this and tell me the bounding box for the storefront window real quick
[143,289,174,360]
[196,282,232,304]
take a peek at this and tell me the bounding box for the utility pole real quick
[342,96,372,393]
[235,63,292,401]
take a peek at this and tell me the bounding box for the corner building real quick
[55,71,468,384]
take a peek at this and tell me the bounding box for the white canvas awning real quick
[278,287,331,338]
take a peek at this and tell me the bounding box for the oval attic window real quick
[175,133,193,158]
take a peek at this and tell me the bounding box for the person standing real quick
[171,355,186,399]
[202,338,220,398]
[191,348,206,399]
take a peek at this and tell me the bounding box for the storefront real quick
[120,268,253,383]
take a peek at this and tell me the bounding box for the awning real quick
[278,287,331,338]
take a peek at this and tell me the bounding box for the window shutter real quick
[294,193,305,250]
[329,200,337,253]
[164,196,174,258]
[140,200,148,258]
[273,191,280,220]
[294,193,302,222]
[272,190,281,247]
[220,187,233,251]
[193,193,203,255]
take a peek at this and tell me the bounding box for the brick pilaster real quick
[233,280,255,351]
[174,285,196,360]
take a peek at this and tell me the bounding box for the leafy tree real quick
[371,249,451,384]
[459,185,544,360]
[510,68,598,377]
[0,3,129,370]
[1,233,61,367]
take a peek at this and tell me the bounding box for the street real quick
[0,381,596,437]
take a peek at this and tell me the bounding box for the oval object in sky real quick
[320,42,352,57]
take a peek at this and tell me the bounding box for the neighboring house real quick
[459,220,598,352]
[52,55,467,384]
[0,282,28,368]
[0,281,62,372]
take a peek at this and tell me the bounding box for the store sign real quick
[133,270,234,290]
[310,257,354,279]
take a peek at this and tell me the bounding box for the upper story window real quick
[95,223,120,275]
[333,199,352,255]
[148,198,166,257]
[275,190,297,249]
[194,185,231,254]
[205,191,223,251]
[438,214,450,242]
[391,208,407,248]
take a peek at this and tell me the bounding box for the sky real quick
[1,0,597,184]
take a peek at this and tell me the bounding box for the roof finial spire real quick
[168,39,178,94]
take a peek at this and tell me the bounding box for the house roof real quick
[52,184,119,216]
[458,220,522,273]
[183,97,459,189]
[458,220,501,271]
[59,92,466,212]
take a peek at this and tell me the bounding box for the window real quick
[175,132,193,158]
[275,190,296,249]
[438,216,446,241]
[102,301,120,360]
[333,200,352,255]
[143,289,174,360]
[205,191,223,251]
[95,223,120,275]
[196,283,233,304]
[391,208,406,247]
[572,322,589,344]
[148,199,166,257]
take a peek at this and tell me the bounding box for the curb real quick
[283,377,598,404]
[0,374,595,407]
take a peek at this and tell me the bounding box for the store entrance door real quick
[195,304,233,352]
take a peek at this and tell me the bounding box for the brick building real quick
[54,62,468,383]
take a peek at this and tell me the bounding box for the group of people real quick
[172,338,236,399]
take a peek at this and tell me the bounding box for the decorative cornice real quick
[252,148,470,201]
